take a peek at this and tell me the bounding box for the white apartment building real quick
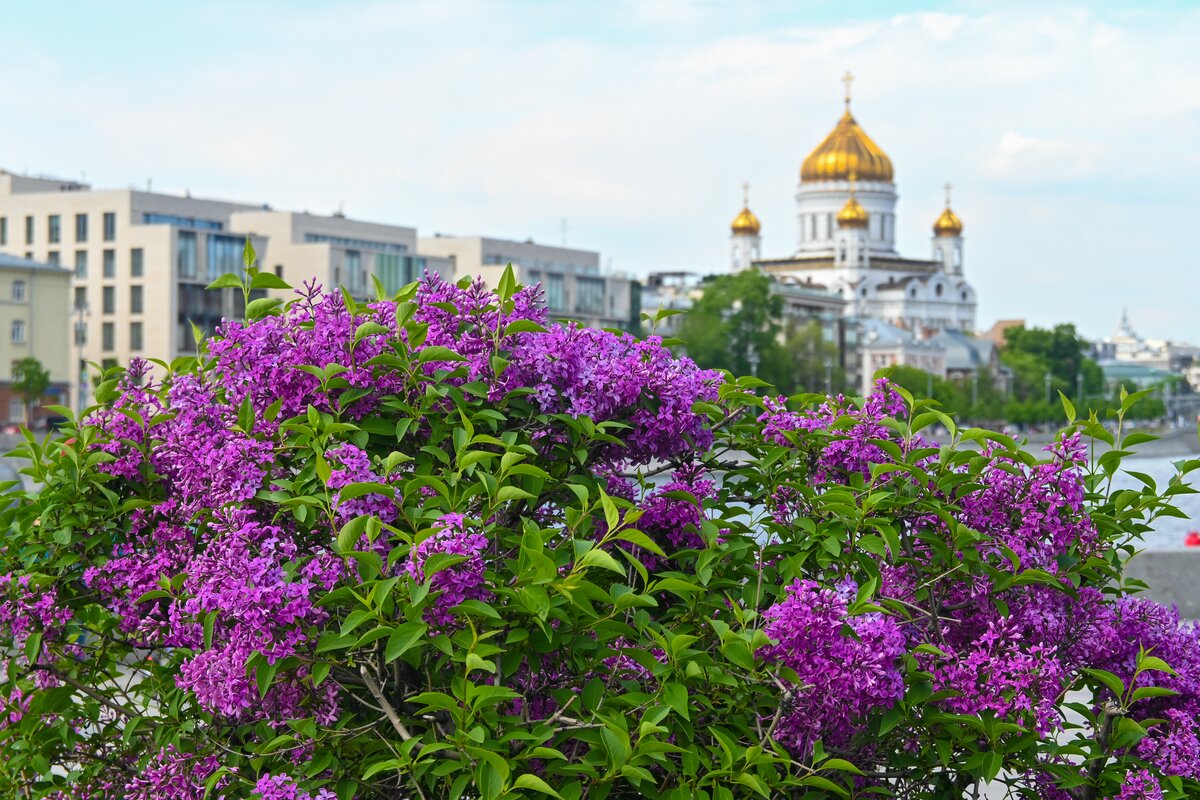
[0,252,71,424]
[0,170,450,411]
[418,235,639,331]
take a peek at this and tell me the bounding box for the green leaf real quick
[577,547,626,575]
[1137,655,1177,677]
[206,273,244,291]
[250,271,292,290]
[243,237,257,269]
[512,774,565,798]
[246,297,282,319]
[418,346,467,364]
[385,621,428,662]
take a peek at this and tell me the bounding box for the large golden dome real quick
[836,195,869,228]
[801,110,894,184]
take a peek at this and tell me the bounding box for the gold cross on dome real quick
[944,182,953,207]
[842,70,854,108]
[742,181,750,207]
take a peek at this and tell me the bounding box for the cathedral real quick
[729,73,977,336]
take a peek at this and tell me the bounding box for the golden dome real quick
[730,181,761,236]
[933,207,963,237]
[731,207,761,236]
[837,195,869,228]
[801,110,894,184]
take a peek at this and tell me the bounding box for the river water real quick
[1111,455,1200,550]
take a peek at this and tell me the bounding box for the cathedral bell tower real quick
[834,178,870,270]
[729,181,762,272]
[932,182,964,275]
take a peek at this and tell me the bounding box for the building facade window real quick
[102,322,114,351]
[47,251,59,265]
[545,274,566,310]
[345,250,364,295]
[102,286,115,314]
[8,397,23,423]
[11,280,25,303]
[11,319,25,343]
[103,212,116,242]
[74,286,87,310]
[103,249,116,278]
[24,216,33,245]
[131,248,144,277]
[206,234,242,281]
[177,231,198,279]
[0,217,6,246]
[48,214,61,244]
[130,285,143,314]
[575,277,605,315]
[75,250,88,278]
[130,322,143,351]
[75,213,88,243]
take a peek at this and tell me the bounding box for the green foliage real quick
[11,356,52,424]
[677,271,790,387]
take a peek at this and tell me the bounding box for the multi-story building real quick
[418,234,639,331]
[0,170,450,410]
[0,252,71,425]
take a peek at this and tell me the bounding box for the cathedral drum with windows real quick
[729,73,977,335]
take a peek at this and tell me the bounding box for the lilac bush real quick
[1,258,1199,799]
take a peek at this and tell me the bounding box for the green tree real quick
[781,319,842,394]
[1003,324,1104,403]
[11,356,51,427]
[678,270,791,388]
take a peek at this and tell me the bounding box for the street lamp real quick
[824,357,834,396]
[748,343,760,379]
[1044,371,1052,405]
[1076,372,1084,406]
[971,371,979,411]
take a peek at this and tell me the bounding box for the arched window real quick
[936,245,943,261]
[860,287,867,297]
[910,288,917,298]
[954,247,962,268]
[961,290,968,301]
[936,283,944,297]
[838,244,846,261]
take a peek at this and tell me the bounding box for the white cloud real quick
[983,132,1106,181]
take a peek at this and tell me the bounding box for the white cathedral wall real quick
[795,179,898,255]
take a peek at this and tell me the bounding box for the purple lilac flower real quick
[759,579,906,756]
[253,773,337,800]
[406,513,491,627]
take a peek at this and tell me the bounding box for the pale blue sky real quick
[2,1,1199,339]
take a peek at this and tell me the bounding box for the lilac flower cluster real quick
[325,443,400,523]
[253,774,336,800]
[406,513,491,627]
[1117,769,1164,800]
[759,579,906,755]
[0,574,71,649]
[123,747,227,800]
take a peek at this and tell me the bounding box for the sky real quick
[2,0,1199,341]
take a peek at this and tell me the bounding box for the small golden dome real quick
[837,195,869,228]
[731,207,761,236]
[933,207,963,237]
[801,110,894,184]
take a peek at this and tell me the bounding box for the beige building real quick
[0,170,450,411]
[418,234,639,330]
[0,252,71,425]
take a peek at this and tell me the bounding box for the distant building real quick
[640,271,700,337]
[418,234,639,331]
[858,319,945,395]
[0,252,71,424]
[0,169,450,410]
[733,74,977,335]
[1099,308,1200,373]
